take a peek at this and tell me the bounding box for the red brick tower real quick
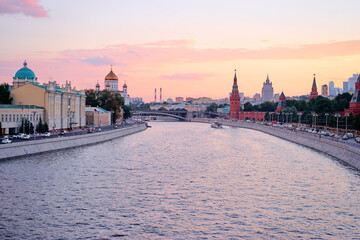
[309,74,318,100]
[230,70,240,119]
[345,74,360,115]
[276,91,286,113]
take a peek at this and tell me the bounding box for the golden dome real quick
[106,82,110,87]
[105,69,118,81]
[123,83,127,88]
[95,82,100,88]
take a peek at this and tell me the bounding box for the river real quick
[0,121,359,239]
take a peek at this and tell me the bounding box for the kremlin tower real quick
[276,91,286,113]
[230,70,240,119]
[309,74,318,100]
[345,74,360,116]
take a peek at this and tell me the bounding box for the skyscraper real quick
[261,74,274,102]
[329,81,335,96]
[343,81,349,92]
[230,70,240,119]
[321,84,328,96]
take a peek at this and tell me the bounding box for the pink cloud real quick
[0,0,48,17]
[58,40,360,68]
[160,73,213,80]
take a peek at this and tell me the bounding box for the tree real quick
[96,90,125,123]
[0,83,13,104]
[206,103,218,112]
[243,102,253,111]
[313,97,334,114]
[85,89,99,107]
[36,116,49,133]
[353,113,360,131]
[122,105,132,119]
[19,119,34,134]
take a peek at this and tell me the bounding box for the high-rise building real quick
[261,74,274,102]
[345,75,360,115]
[253,93,261,102]
[343,81,349,92]
[348,74,359,91]
[329,81,335,96]
[321,84,328,96]
[274,93,280,102]
[230,70,240,119]
[309,74,318,100]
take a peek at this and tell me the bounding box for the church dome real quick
[96,82,100,88]
[105,68,118,81]
[106,82,110,87]
[14,61,36,79]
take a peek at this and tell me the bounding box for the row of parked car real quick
[1,132,51,144]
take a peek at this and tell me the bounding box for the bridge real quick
[132,110,188,121]
[132,110,229,121]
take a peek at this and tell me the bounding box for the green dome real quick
[14,61,36,79]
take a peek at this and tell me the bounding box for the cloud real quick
[0,0,48,17]
[160,73,213,80]
[59,40,360,69]
[140,39,195,47]
[78,55,120,66]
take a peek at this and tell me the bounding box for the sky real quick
[1,0,360,102]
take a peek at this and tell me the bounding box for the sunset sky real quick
[1,0,360,101]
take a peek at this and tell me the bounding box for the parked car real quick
[342,135,349,140]
[9,135,18,140]
[41,132,51,137]
[21,134,30,140]
[2,137,12,144]
[97,128,102,132]
[355,137,360,143]
[87,128,93,133]
[59,130,67,136]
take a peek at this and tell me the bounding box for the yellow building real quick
[0,105,44,135]
[10,61,86,131]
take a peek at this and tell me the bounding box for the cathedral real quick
[96,67,131,105]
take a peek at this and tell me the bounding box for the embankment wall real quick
[0,124,146,160]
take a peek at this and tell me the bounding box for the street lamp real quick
[32,111,37,140]
[297,112,302,126]
[335,114,341,136]
[312,113,318,129]
[325,113,329,129]
[276,112,280,123]
[290,112,293,123]
[345,114,349,134]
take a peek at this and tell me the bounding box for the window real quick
[1,114,3,122]
[5,114,8,122]
[9,114,12,122]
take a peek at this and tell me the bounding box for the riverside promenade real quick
[193,118,360,171]
[0,123,147,160]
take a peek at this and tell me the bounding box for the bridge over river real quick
[132,110,225,121]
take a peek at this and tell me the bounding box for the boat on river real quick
[211,122,223,129]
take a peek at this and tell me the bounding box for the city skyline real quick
[1,0,360,101]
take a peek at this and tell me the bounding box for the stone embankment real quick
[0,124,147,160]
[193,118,360,171]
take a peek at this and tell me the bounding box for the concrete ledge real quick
[0,124,147,160]
[192,118,360,171]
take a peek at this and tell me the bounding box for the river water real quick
[1,122,359,239]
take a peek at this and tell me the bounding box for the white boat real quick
[211,122,223,129]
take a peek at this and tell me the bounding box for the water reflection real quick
[0,121,359,239]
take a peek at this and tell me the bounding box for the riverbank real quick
[0,124,147,160]
[192,118,360,171]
